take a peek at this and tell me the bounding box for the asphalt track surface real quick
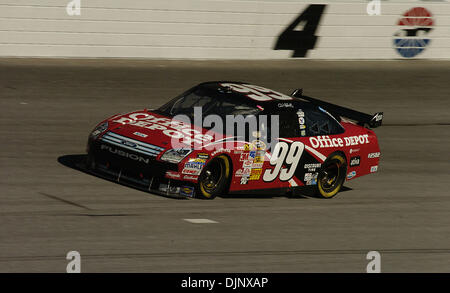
[0,59,449,272]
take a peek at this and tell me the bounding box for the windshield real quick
[157,86,261,121]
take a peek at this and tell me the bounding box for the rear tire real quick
[315,153,347,199]
[197,155,231,199]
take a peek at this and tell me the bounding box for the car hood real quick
[104,109,223,150]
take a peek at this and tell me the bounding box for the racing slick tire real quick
[315,153,347,199]
[197,155,231,199]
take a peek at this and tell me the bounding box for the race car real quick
[85,81,382,199]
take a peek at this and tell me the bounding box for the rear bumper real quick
[86,137,196,199]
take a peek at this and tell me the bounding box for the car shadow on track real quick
[58,154,352,200]
[220,186,352,200]
[57,154,88,171]
[58,154,184,200]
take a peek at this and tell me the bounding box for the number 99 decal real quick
[220,83,293,102]
[263,141,304,182]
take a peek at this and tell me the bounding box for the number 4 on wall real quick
[274,4,326,58]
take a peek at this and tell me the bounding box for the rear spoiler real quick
[291,89,383,128]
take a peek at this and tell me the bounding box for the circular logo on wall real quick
[393,7,434,58]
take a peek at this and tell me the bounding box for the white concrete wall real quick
[0,0,448,59]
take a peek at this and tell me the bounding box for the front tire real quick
[316,153,347,198]
[197,155,231,199]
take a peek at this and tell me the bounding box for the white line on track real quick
[183,219,219,224]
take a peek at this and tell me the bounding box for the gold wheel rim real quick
[200,155,230,198]
[318,155,345,198]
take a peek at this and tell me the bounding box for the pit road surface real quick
[0,59,449,272]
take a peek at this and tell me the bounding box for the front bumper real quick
[86,136,196,199]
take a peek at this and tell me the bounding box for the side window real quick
[304,108,344,136]
[257,111,300,140]
[279,112,301,138]
[217,100,260,117]
[215,99,262,138]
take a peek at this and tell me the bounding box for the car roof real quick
[196,81,315,112]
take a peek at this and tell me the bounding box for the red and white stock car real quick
[85,82,382,199]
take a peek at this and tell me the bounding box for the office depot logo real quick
[309,135,369,148]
